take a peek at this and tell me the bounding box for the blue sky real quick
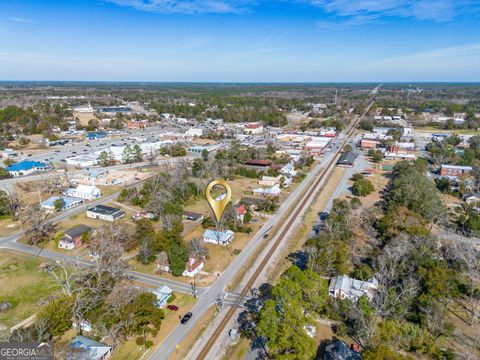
[0,0,479,82]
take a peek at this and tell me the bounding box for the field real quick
[0,251,55,330]
[0,216,20,237]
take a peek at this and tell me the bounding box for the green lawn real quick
[0,251,55,328]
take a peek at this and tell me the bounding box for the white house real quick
[41,196,84,212]
[64,184,101,200]
[328,275,378,302]
[203,229,234,245]
[259,175,282,187]
[182,258,204,277]
[153,285,173,308]
[86,204,125,222]
[253,185,281,197]
[280,162,297,178]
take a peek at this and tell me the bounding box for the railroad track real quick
[196,97,378,360]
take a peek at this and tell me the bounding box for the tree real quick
[352,178,374,196]
[53,197,65,212]
[132,144,143,162]
[167,242,189,276]
[122,145,133,163]
[3,158,15,166]
[36,295,73,337]
[98,149,114,167]
[18,204,55,245]
[201,149,209,162]
[0,190,12,216]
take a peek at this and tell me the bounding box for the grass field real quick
[0,251,55,329]
[0,216,20,237]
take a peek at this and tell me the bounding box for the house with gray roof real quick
[328,275,378,302]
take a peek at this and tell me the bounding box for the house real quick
[86,205,125,222]
[240,197,264,210]
[464,193,480,207]
[132,211,155,220]
[70,335,112,360]
[182,258,204,277]
[58,224,91,250]
[153,285,172,308]
[244,122,264,134]
[182,211,204,222]
[328,275,378,302]
[41,196,84,212]
[203,229,234,245]
[440,164,472,177]
[235,204,247,223]
[64,184,101,200]
[337,152,357,167]
[253,185,281,196]
[6,160,48,177]
[323,340,361,360]
[259,175,282,187]
[280,162,297,178]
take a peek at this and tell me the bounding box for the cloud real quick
[105,0,254,14]
[10,17,34,23]
[306,0,479,23]
[365,42,480,81]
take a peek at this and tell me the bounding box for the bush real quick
[136,337,144,346]
[167,293,176,303]
[145,340,153,349]
[233,249,241,255]
[351,173,364,181]
[201,217,215,229]
[333,323,348,337]
[350,197,362,209]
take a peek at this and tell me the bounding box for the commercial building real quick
[86,204,125,222]
[337,152,357,167]
[86,131,107,140]
[127,120,148,129]
[244,122,264,134]
[41,196,84,212]
[6,160,48,177]
[440,164,473,177]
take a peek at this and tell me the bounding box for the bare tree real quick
[18,204,55,245]
[155,251,169,274]
[89,233,128,282]
[188,239,208,259]
[46,259,82,296]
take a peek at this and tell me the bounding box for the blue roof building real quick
[86,131,107,140]
[203,229,234,245]
[41,196,84,211]
[6,160,48,177]
[70,336,112,360]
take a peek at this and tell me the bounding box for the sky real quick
[0,0,480,82]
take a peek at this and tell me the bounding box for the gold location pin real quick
[205,179,232,226]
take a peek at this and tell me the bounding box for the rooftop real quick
[7,160,47,172]
[87,204,123,216]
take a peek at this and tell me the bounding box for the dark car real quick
[180,312,193,324]
[263,233,269,239]
[167,305,179,311]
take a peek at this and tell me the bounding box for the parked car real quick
[167,305,179,311]
[180,312,193,324]
[263,233,269,239]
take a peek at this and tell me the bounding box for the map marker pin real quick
[205,179,232,226]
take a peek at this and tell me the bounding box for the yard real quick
[110,292,196,360]
[0,251,56,330]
